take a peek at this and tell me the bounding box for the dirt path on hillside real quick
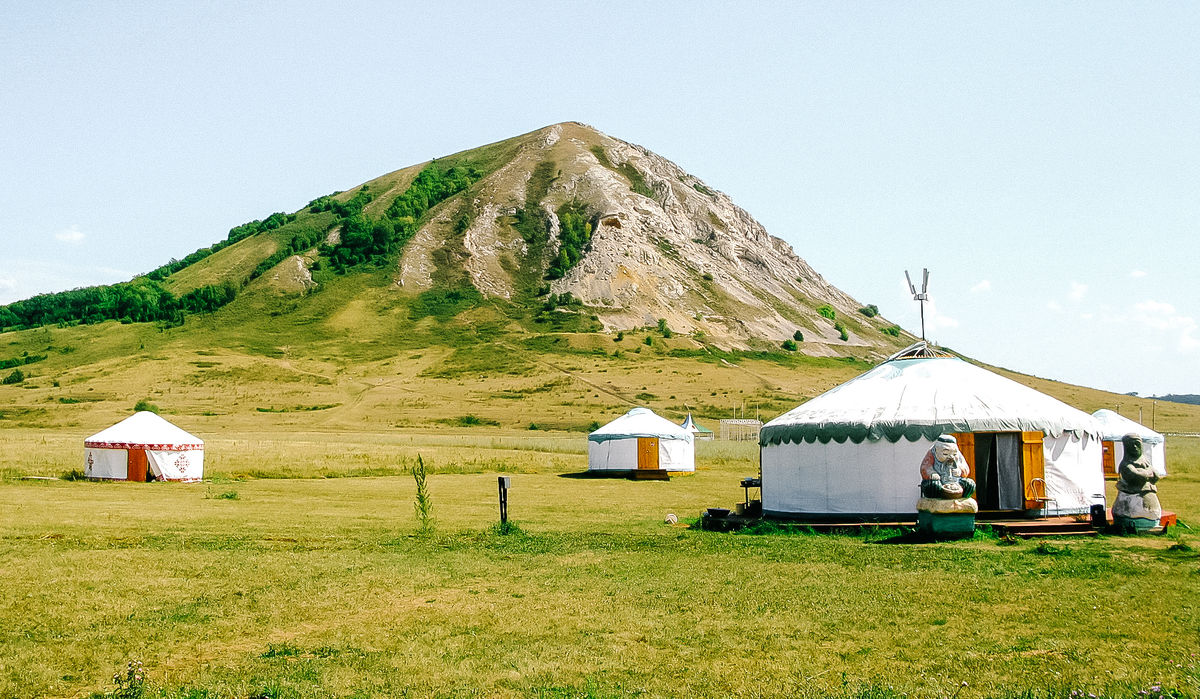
[719,358,780,390]
[498,341,639,409]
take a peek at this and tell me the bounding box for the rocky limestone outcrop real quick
[392,122,901,354]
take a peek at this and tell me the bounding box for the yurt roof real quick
[680,413,714,433]
[761,356,1102,445]
[84,411,204,450]
[589,407,693,443]
[1091,409,1164,444]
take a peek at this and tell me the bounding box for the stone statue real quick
[1112,433,1162,532]
[917,434,978,515]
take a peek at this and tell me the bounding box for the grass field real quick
[1,429,1198,699]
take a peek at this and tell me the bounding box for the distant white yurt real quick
[759,344,1104,520]
[1092,409,1167,478]
[588,407,695,473]
[84,411,204,482]
[680,413,715,441]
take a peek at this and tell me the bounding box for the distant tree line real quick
[0,163,485,331]
[0,279,238,331]
[146,212,296,281]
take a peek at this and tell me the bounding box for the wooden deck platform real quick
[699,510,1178,537]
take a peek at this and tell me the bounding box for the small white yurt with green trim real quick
[1092,409,1167,478]
[759,344,1104,520]
[680,412,715,441]
[588,407,694,473]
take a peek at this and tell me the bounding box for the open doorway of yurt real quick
[971,433,1024,510]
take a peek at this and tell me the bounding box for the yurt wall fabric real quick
[83,411,204,482]
[587,407,695,472]
[587,437,693,471]
[759,356,1104,517]
[761,431,1103,516]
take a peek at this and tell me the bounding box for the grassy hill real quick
[3,121,1197,435]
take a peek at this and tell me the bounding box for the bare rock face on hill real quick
[391,122,899,355]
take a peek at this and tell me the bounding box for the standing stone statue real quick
[916,434,977,537]
[1112,433,1162,533]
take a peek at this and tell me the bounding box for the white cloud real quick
[1133,300,1199,353]
[1130,269,1147,279]
[970,280,991,293]
[1046,300,1063,312]
[1068,281,1088,301]
[1080,312,1094,320]
[924,297,958,331]
[0,278,14,291]
[54,224,86,244]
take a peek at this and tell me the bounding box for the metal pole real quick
[498,476,509,524]
[920,299,926,341]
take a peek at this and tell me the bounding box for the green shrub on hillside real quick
[410,287,483,321]
[834,321,849,341]
[0,353,47,370]
[590,146,655,200]
[513,161,557,250]
[881,325,901,337]
[858,304,879,318]
[3,369,25,385]
[657,318,672,338]
[782,339,797,352]
[133,399,159,413]
[817,305,836,320]
[326,165,481,270]
[546,202,595,279]
[793,330,804,342]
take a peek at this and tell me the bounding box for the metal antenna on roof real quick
[905,268,930,342]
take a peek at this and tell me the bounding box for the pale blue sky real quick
[1,2,1197,396]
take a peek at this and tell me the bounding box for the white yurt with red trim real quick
[84,411,204,482]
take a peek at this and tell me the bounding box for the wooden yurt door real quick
[1101,440,1118,479]
[126,449,148,482]
[636,438,660,470]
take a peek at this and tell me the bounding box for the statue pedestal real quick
[916,497,977,539]
[1112,492,1162,535]
[917,511,976,538]
[1112,515,1158,535]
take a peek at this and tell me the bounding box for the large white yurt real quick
[1092,409,1167,479]
[588,407,695,473]
[759,344,1104,520]
[84,411,204,482]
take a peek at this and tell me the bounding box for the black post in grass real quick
[498,476,510,524]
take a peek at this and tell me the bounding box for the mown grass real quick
[0,430,1197,698]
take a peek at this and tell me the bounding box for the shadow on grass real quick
[557,471,624,479]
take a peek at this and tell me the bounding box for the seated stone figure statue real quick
[917,434,978,515]
[920,434,976,499]
[1112,433,1162,531]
